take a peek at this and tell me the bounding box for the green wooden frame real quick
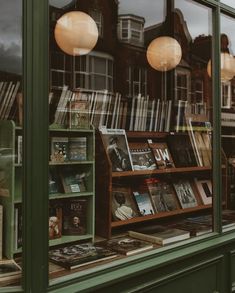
[1,0,235,292]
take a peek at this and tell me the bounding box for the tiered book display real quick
[95,128,214,239]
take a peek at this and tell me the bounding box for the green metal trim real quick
[23,0,49,292]
[47,232,235,293]
[212,6,222,233]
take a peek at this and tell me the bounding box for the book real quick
[62,199,87,235]
[128,143,156,171]
[103,236,153,255]
[173,180,198,209]
[194,178,212,205]
[16,135,22,164]
[133,191,154,216]
[149,142,175,169]
[68,98,89,129]
[0,259,21,277]
[100,128,133,172]
[14,205,22,250]
[49,205,62,239]
[49,167,61,195]
[145,179,178,213]
[51,137,69,162]
[167,134,198,167]
[49,243,117,270]
[68,137,87,161]
[112,186,139,221]
[169,220,212,237]
[60,167,87,193]
[128,227,190,245]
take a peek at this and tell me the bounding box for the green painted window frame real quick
[1,0,235,292]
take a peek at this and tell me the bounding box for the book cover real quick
[100,128,133,172]
[133,191,155,216]
[49,205,62,240]
[167,134,198,167]
[62,199,87,235]
[68,137,87,161]
[128,142,156,171]
[173,180,198,209]
[128,227,190,246]
[149,142,175,169]
[51,137,69,162]
[60,167,87,193]
[68,99,89,129]
[112,186,139,221]
[49,167,61,195]
[49,243,117,270]
[103,236,153,255]
[194,178,212,205]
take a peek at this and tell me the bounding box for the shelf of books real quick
[48,126,95,247]
[95,126,215,239]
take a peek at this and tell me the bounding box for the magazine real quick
[173,180,198,209]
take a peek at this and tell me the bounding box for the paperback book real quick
[60,167,87,193]
[128,142,156,171]
[68,137,87,161]
[49,205,62,240]
[112,186,138,221]
[51,137,69,162]
[49,243,117,270]
[133,191,155,216]
[148,142,175,169]
[173,180,198,209]
[100,128,133,172]
[68,98,89,129]
[62,198,87,235]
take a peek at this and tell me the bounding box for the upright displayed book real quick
[62,198,87,235]
[49,205,62,240]
[194,178,212,205]
[49,167,61,195]
[68,137,87,161]
[129,142,156,171]
[133,191,155,216]
[68,98,89,129]
[148,142,175,169]
[103,236,153,255]
[173,180,198,209]
[51,137,69,162]
[49,243,117,270]
[100,128,133,172]
[112,185,138,221]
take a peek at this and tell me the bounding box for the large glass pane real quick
[0,0,23,288]
[220,14,235,231]
[48,0,214,284]
[221,0,235,9]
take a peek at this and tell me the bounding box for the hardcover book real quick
[149,142,175,169]
[194,178,212,205]
[128,227,190,246]
[49,205,62,240]
[173,180,198,209]
[51,137,69,162]
[60,167,87,193]
[68,137,87,161]
[133,191,155,216]
[103,236,153,255]
[100,128,133,172]
[112,186,139,221]
[62,199,87,235]
[49,243,117,270]
[128,142,156,171]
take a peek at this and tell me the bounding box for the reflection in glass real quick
[0,0,22,288]
[220,14,235,232]
[48,0,214,283]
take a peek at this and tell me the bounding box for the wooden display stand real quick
[95,130,213,239]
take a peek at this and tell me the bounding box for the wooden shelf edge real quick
[112,166,211,177]
[111,205,212,228]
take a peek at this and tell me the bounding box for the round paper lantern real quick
[54,11,99,56]
[146,36,182,71]
[207,52,235,81]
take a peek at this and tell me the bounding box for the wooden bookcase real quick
[95,130,213,239]
[0,120,95,258]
